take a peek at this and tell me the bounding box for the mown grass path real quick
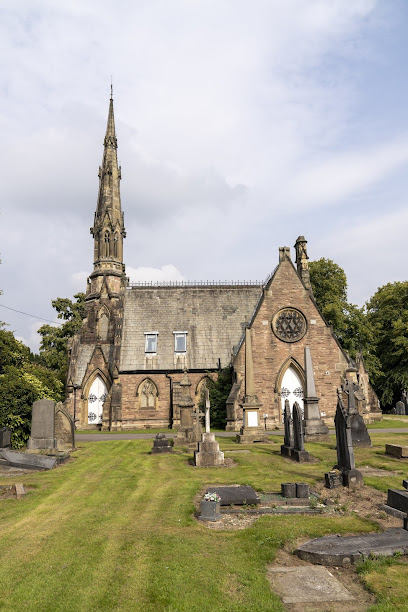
[0,436,402,611]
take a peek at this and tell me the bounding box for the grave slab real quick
[268,566,354,603]
[206,485,260,506]
[385,444,408,458]
[296,528,408,566]
[0,449,57,471]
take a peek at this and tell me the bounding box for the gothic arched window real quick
[104,231,110,257]
[139,379,158,409]
[113,233,118,257]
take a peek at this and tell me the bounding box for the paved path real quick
[76,428,408,441]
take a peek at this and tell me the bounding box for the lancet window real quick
[139,379,158,409]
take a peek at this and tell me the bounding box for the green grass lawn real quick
[0,434,407,611]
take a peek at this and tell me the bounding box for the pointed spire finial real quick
[110,77,113,101]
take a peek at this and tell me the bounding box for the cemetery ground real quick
[0,432,408,611]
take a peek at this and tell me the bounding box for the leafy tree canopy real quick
[38,292,86,381]
[366,281,408,406]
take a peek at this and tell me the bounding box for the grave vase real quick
[199,500,221,522]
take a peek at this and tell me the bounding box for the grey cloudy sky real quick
[1,0,408,351]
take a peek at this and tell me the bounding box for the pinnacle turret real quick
[90,90,126,280]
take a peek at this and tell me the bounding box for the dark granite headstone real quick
[292,402,311,463]
[199,500,222,521]
[324,470,342,489]
[281,399,294,457]
[0,427,11,448]
[151,433,173,454]
[333,388,363,487]
[206,485,260,506]
[296,483,310,499]
[387,489,408,514]
[281,483,296,498]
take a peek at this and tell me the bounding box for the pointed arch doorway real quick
[87,376,108,425]
[280,365,304,421]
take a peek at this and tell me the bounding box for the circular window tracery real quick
[272,308,307,343]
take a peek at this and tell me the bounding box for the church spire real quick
[90,90,126,282]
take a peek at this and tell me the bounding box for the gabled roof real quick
[119,283,263,371]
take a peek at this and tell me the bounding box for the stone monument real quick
[27,399,75,451]
[396,401,405,416]
[151,433,173,454]
[280,399,294,457]
[292,402,311,463]
[237,328,269,443]
[302,347,329,441]
[333,388,363,487]
[343,378,371,447]
[0,427,11,448]
[402,389,408,415]
[173,371,195,447]
[194,389,224,467]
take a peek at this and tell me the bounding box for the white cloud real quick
[127,264,186,283]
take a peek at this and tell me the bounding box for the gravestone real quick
[151,433,173,454]
[206,485,260,506]
[0,427,11,448]
[280,399,294,457]
[292,402,311,463]
[402,389,408,415]
[302,347,330,441]
[54,403,75,451]
[0,449,57,470]
[27,399,75,451]
[27,399,56,450]
[343,379,371,447]
[194,389,224,467]
[396,401,405,416]
[331,388,363,487]
[173,372,195,447]
[385,444,408,458]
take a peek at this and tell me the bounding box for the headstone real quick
[14,483,25,499]
[395,401,405,415]
[402,389,408,415]
[385,444,408,458]
[386,488,408,514]
[296,483,309,499]
[292,402,311,463]
[54,403,75,451]
[199,498,222,522]
[280,399,294,457]
[206,485,260,506]
[324,470,342,489]
[302,347,330,441]
[151,433,173,454]
[333,388,363,487]
[0,427,11,448]
[343,379,371,447]
[194,390,224,466]
[27,399,75,452]
[281,483,296,498]
[0,449,57,470]
[27,399,56,450]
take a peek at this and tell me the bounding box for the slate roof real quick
[119,284,263,371]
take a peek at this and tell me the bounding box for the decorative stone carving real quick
[272,308,307,343]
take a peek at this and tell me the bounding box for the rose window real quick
[272,308,307,343]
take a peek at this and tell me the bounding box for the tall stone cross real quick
[204,388,211,433]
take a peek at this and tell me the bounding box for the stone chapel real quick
[65,94,381,430]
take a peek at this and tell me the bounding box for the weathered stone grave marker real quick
[27,399,75,451]
[0,427,11,448]
[151,433,173,454]
[302,347,330,441]
[343,378,371,447]
[329,388,363,487]
[194,389,224,467]
[292,402,311,463]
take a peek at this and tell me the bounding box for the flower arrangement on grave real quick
[203,492,221,502]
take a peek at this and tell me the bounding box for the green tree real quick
[38,292,86,382]
[0,326,63,447]
[366,281,408,407]
[205,366,233,429]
